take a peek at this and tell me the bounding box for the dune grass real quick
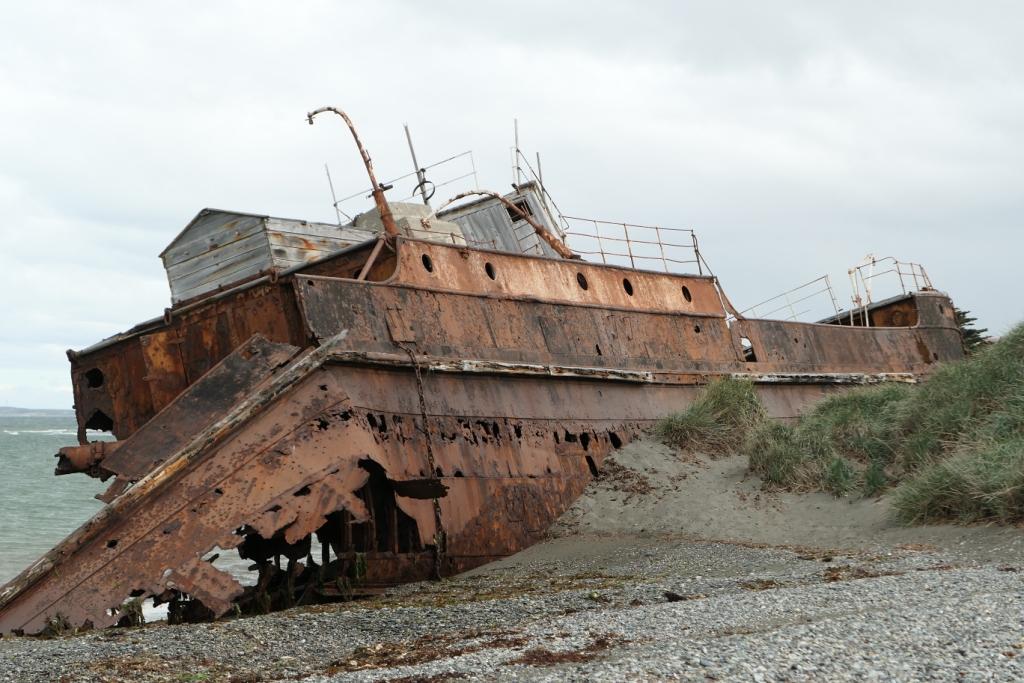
[744,382,912,496]
[654,377,764,454]
[656,323,1024,524]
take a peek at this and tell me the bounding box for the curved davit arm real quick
[307,106,399,237]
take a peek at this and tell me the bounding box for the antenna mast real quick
[324,163,343,226]
[404,123,431,208]
[512,118,523,187]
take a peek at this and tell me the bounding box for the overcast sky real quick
[1,1,1022,409]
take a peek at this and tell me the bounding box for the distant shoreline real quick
[0,407,74,417]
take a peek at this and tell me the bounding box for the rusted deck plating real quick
[0,236,964,635]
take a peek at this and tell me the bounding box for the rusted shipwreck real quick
[0,109,965,634]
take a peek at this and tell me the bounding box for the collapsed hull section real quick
[0,337,897,635]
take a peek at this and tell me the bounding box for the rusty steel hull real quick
[0,237,965,634]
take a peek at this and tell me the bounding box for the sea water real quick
[0,414,298,623]
[0,415,107,583]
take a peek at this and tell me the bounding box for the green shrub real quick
[745,382,911,495]
[795,382,911,465]
[893,437,1024,524]
[746,321,1024,523]
[895,324,1024,470]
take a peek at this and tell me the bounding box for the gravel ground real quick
[2,443,1023,682]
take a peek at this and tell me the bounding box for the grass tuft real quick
[655,378,764,454]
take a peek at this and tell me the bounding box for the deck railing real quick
[738,275,842,322]
[849,257,933,307]
[562,216,704,274]
[331,151,480,221]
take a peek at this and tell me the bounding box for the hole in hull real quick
[740,337,757,362]
[85,410,114,432]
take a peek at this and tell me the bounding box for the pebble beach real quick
[3,441,1022,682]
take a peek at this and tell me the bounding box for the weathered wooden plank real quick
[164,215,378,305]
[265,217,375,241]
[267,230,367,251]
[166,232,270,281]
[162,213,267,267]
[171,248,270,300]
[267,243,354,266]
[173,269,266,304]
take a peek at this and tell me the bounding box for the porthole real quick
[421,254,434,272]
[485,262,496,280]
[622,278,634,296]
[681,285,692,302]
[576,272,589,290]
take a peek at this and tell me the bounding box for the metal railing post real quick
[692,232,702,275]
[908,264,920,291]
[894,260,908,294]
[623,223,635,269]
[824,275,841,317]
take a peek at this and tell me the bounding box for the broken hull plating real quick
[0,238,965,634]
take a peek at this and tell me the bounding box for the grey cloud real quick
[1,1,1021,408]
